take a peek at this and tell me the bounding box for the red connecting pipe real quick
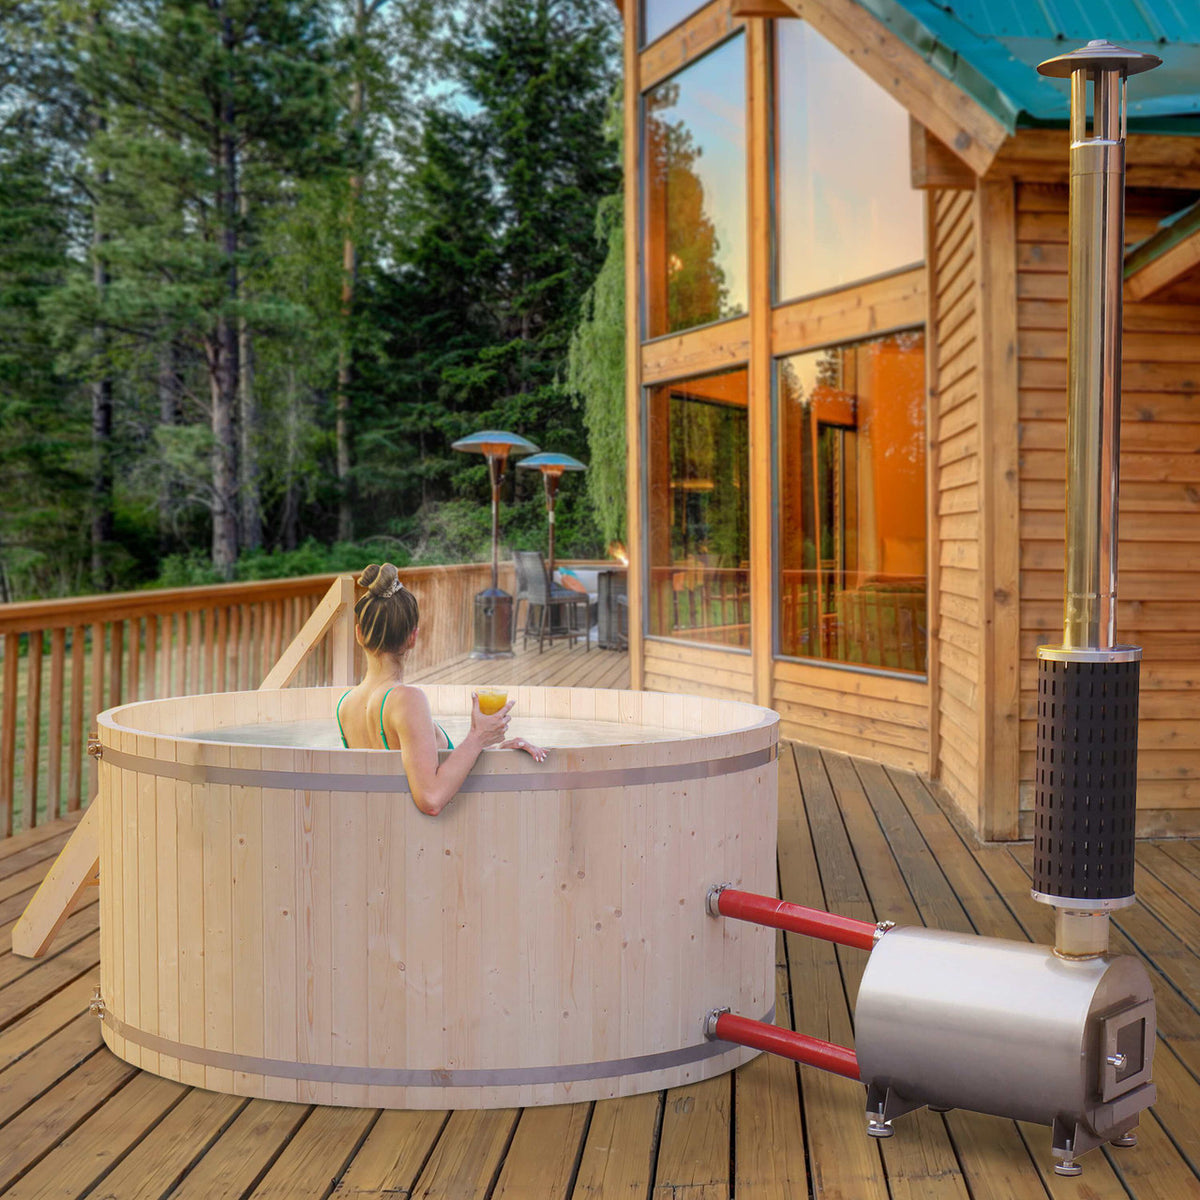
[712,1012,860,1080]
[713,888,880,952]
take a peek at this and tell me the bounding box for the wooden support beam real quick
[624,0,645,691]
[258,574,355,691]
[639,0,745,92]
[781,0,1008,177]
[732,0,795,16]
[747,20,773,708]
[1125,208,1200,303]
[976,178,1021,841]
[910,117,975,190]
[12,799,101,958]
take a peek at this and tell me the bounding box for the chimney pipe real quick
[1032,42,1160,958]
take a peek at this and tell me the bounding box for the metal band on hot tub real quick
[102,1006,775,1087]
[99,741,777,794]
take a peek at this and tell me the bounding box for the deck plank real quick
[0,972,95,1072]
[33,1085,248,1200]
[0,817,82,864]
[571,1092,660,1199]
[493,1102,590,1199]
[652,1074,731,1200]
[331,1110,448,1198]
[0,1012,102,1126]
[167,1099,311,1200]
[247,1106,377,1199]
[407,1108,520,1200]
[3,1069,187,1199]
[0,1049,135,1192]
[0,902,99,986]
[780,744,889,1200]
[732,945,807,1200]
[0,930,99,1031]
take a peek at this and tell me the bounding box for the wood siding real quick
[1016,181,1200,838]
[771,659,927,771]
[929,188,982,824]
[643,639,754,701]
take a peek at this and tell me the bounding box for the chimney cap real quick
[1037,40,1162,79]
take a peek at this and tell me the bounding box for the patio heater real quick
[452,429,539,658]
[516,451,586,577]
[701,42,1161,1178]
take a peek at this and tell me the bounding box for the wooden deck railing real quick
[0,561,512,838]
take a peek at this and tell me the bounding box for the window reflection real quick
[775,21,924,302]
[777,332,926,673]
[642,0,704,47]
[647,369,750,647]
[644,36,747,338]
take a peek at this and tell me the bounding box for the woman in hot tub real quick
[335,562,546,814]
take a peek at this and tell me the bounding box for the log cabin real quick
[618,0,1200,839]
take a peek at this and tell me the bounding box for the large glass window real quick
[642,0,703,47]
[777,331,926,673]
[644,35,747,339]
[647,369,750,647]
[774,21,924,303]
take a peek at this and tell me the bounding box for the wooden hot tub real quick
[95,685,778,1108]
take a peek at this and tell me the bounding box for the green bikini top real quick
[336,688,454,751]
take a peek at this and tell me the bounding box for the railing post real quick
[330,574,358,688]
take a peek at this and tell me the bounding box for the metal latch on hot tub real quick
[87,735,103,758]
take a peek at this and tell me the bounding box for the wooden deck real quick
[408,641,631,691]
[0,657,1198,1196]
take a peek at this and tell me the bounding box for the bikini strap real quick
[335,689,352,748]
[379,686,397,750]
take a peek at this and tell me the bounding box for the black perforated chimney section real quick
[1033,657,1139,902]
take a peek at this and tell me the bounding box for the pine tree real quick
[0,132,90,598]
[59,0,344,577]
[363,0,620,557]
[568,95,625,547]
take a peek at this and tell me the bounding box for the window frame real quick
[639,27,751,344]
[641,367,753,655]
[771,324,930,681]
[769,18,925,310]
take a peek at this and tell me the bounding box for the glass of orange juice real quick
[477,688,508,715]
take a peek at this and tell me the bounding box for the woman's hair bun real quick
[360,562,401,598]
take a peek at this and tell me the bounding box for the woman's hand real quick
[469,693,514,748]
[500,737,548,763]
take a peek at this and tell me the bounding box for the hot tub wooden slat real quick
[232,776,265,1098]
[298,786,333,1106]
[136,756,159,1078]
[175,781,205,1088]
[262,787,299,1103]
[204,776,233,1095]
[331,779,369,1108]
[155,763,180,1082]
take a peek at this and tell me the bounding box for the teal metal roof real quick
[853,0,1200,133]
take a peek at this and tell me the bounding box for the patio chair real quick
[512,550,589,652]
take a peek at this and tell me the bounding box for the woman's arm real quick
[386,688,513,816]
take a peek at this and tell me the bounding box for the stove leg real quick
[1111,1132,1138,1148]
[1054,1156,1083,1178]
[866,1111,895,1139]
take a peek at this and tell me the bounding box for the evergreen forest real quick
[0,0,627,600]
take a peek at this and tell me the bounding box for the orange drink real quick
[477,689,508,715]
